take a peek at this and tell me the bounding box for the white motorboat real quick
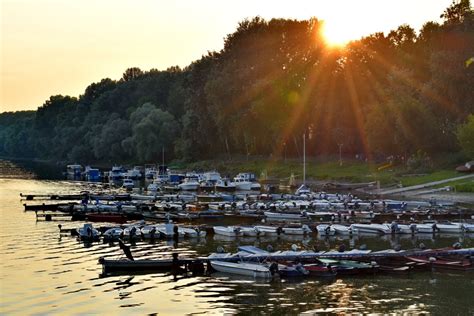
[435,222,464,233]
[213,226,243,237]
[283,224,312,235]
[179,227,207,238]
[156,222,185,238]
[123,225,141,239]
[210,261,271,278]
[332,224,352,235]
[215,179,236,191]
[178,178,200,191]
[254,225,282,236]
[240,226,260,237]
[350,223,391,235]
[76,223,100,240]
[316,224,336,236]
[395,223,418,234]
[416,223,439,234]
[233,177,253,191]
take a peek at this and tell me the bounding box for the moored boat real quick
[76,223,100,240]
[316,224,336,236]
[213,226,243,237]
[210,261,272,278]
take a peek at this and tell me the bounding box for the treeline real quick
[1,1,473,164]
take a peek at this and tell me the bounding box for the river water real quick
[0,163,473,315]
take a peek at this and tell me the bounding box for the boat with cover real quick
[210,261,272,278]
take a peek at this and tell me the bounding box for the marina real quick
[2,161,474,314]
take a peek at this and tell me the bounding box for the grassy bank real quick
[174,157,465,188]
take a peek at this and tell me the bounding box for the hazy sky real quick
[1,0,453,112]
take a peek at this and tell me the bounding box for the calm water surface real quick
[1,168,473,314]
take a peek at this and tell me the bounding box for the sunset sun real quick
[322,22,353,47]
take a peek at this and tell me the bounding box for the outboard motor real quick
[390,222,398,234]
[269,262,279,276]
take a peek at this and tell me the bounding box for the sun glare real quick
[322,22,350,47]
[322,21,362,48]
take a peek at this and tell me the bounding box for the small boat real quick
[233,176,253,191]
[275,263,309,277]
[304,263,337,277]
[392,223,418,234]
[254,225,283,236]
[156,223,185,238]
[215,179,236,191]
[350,223,391,235]
[76,223,100,240]
[179,227,207,238]
[435,222,464,233]
[332,224,352,235]
[123,225,142,239]
[319,258,378,275]
[178,178,200,191]
[405,256,473,271]
[240,226,260,237]
[213,226,243,237]
[210,261,272,278]
[416,223,439,234]
[103,227,124,240]
[316,224,336,236]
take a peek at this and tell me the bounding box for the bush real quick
[406,151,433,173]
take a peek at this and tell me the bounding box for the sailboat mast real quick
[303,132,306,185]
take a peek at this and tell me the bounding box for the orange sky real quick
[1,0,452,112]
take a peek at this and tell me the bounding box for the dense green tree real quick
[0,1,472,164]
[457,114,474,158]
